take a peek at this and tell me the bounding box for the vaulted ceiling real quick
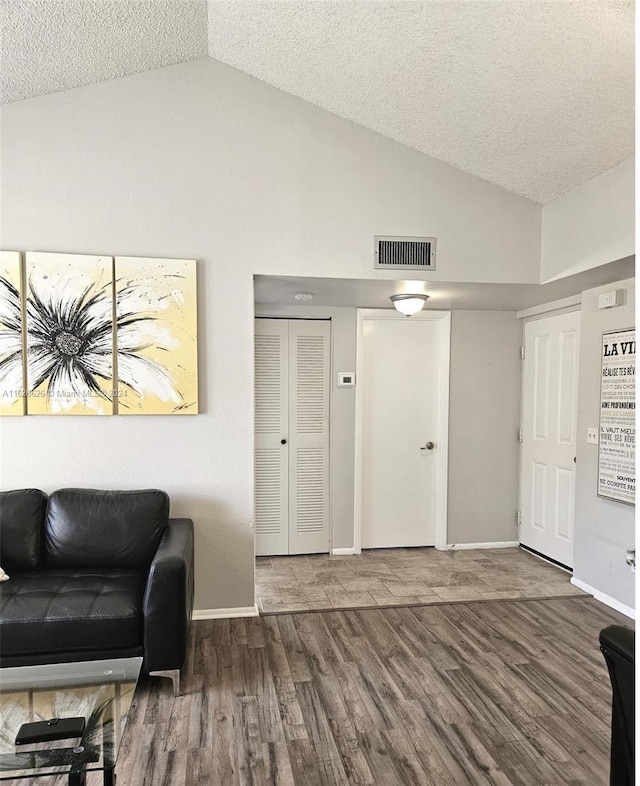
[1,0,634,204]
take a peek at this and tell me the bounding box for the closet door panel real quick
[254,319,289,556]
[289,320,331,554]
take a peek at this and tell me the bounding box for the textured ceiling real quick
[208,1,634,204]
[0,1,634,204]
[0,0,208,104]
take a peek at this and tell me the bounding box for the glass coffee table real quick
[0,657,142,785]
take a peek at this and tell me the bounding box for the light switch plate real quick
[587,428,599,444]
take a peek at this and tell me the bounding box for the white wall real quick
[256,305,524,553]
[0,57,543,610]
[541,157,635,283]
[447,311,522,545]
[573,277,636,610]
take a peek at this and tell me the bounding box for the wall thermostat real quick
[337,372,355,387]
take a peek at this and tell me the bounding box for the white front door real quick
[254,318,331,556]
[519,310,580,568]
[357,310,450,549]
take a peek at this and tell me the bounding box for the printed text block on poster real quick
[598,328,635,504]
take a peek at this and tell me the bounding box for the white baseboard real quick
[331,547,356,555]
[447,541,520,550]
[570,578,635,620]
[193,605,259,621]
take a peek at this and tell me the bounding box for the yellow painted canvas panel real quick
[25,252,114,415]
[0,251,25,416]
[114,257,198,415]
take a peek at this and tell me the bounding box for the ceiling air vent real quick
[374,236,436,271]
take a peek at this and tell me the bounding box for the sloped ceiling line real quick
[0,0,634,204]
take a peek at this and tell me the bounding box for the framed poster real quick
[598,328,635,504]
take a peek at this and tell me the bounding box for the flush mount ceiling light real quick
[389,293,429,316]
[294,292,314,302]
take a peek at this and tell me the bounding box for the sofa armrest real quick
[600,624,635,786]
[143,518,194,675]
[600,624,635,663]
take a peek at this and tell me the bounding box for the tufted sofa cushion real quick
[0,489,47,572]
[45,488,169,569]
[0,570,146,657]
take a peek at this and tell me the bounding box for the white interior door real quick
[358,312,448,549]
[519,310,580,568]
[254,318,330,556]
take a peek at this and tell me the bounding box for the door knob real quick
[420,442,435,451]
[281,438,287,445]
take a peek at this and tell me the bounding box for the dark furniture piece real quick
[600,624,635,786]
[0,488,194,696]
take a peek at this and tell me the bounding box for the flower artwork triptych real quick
[0,251,198,416]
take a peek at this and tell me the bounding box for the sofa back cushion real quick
[0,489,47,571]
[45,489,169,569]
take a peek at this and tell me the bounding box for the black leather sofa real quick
[600,624,635,786]
[0,488,194,696]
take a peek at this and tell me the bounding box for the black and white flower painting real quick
[0,251,24,415]
[0,252,197,416]
[24,254,115,414]
[115,256,198,415]
[0,252,197,414]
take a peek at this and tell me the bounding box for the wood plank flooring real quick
[23,595,629,786]
[256,548,585,613]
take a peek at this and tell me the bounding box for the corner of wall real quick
[573,275,636,610]
[540,157,635,283]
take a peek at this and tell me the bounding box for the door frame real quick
[353,309,451,553]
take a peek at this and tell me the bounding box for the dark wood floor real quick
[24,596,628,785]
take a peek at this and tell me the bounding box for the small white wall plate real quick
[337,372,355,387]
[597,290,620,309]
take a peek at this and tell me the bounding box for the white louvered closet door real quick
[288,319,331,554]
[254,318,331,556]
[255,319,289,555]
